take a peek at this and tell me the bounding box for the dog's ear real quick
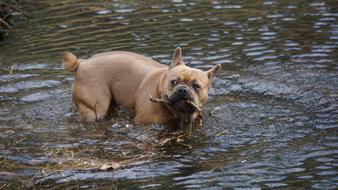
[207,64,221,82]
[170,47,184,68]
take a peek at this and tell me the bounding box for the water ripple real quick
[0,80,61,93]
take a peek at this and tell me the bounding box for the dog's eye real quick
[192,83,201,91]
[171,80,178,86]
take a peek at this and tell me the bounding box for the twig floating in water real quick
[0,2,27,16]
[0,17,11,29]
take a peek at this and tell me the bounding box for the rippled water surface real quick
[0,0,337,189]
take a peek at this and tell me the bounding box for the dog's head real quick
[161,47,221,114]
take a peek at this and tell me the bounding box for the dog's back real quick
[63,51,167,122]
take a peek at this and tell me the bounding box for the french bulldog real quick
[63,48,220,129]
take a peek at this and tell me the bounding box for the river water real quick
[0,0,337,189]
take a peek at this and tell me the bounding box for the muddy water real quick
[0,0,337,189]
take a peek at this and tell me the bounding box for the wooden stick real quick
[186,100,202,112]
[149,95,201,113]
[149,95,171,105]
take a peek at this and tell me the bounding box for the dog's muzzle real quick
[168,85,199,113]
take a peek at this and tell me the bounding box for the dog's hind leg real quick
[94,97,112,120]
[77,102,97,122]
[77,98,111,122]
[72,77,112,122]
[74,90,112,122]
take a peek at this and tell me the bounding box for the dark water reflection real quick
[0,0,337,189]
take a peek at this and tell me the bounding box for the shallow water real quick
[0,0,337,189]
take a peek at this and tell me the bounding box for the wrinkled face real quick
[162,47,221,114]
[165,66,210,113]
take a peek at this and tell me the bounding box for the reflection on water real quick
[0,0,337,189]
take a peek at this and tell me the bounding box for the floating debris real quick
[0,1,26,40]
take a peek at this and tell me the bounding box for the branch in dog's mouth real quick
[148,95,201,112]
[149,95,171,105]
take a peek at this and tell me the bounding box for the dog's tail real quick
[63,52,80,72]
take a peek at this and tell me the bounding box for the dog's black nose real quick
[177,88,188,95]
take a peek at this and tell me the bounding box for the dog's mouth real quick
[171,100,196,113]
[168,96,200,113]
[149,95,201,114]
[149,84,201,114]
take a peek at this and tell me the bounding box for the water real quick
[0,0,337,189]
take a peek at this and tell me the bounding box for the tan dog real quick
[63,48,220,127]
